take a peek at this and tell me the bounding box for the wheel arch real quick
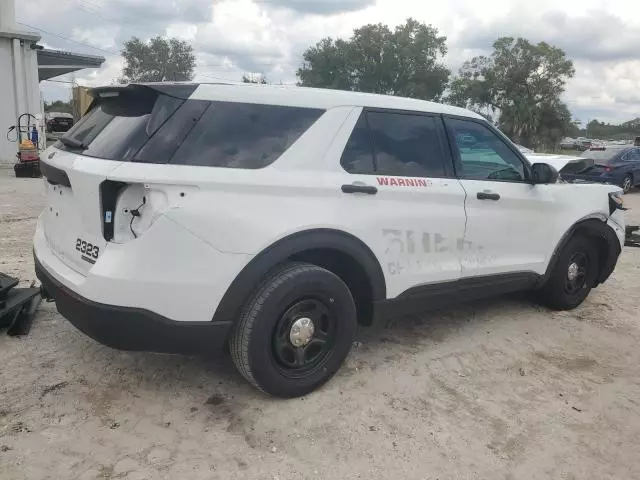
[212,228,386,326]
[542,217,622,288]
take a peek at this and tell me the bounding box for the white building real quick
[0,0,103,163]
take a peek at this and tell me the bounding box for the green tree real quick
[535,102,574,150]
[120,36,196,83]
[448,37,575,148]
[44,100,73,114]
[297,18,450,101]
[567,119,581,138]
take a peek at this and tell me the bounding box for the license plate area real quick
[43,183,105,275]
[74,237,101,264]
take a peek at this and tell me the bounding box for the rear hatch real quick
[40,83,198,275]
[39,82,325,276]
[41,154,116,274]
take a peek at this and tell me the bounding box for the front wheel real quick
[538,236,599,310]
[229,262,357,398]
[622,174,633,194]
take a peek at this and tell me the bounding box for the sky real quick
[19,0,640,125]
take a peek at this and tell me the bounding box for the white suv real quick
[34,83,626,397]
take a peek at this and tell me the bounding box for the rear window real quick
[57,87,183,161]
[57,90,323,169]
[580,148,625,164]
[169,102,323,169]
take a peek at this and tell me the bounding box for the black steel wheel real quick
[539,236,599,310]
[564,252,588,296]
[230,262,357,398]
[271,298,337,378]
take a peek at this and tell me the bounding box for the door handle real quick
[477,191,500,201]
[342,184,378,195]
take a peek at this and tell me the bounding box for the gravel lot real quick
[2,167,640,480]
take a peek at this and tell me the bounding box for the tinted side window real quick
[81,111,151,161]
[60,105,113,147]
[367,111,447,177]
[340,113,375,174]
[447,118,528,182]
[623,148,640,161]
[146,94,185,136]
[170,102,324,169]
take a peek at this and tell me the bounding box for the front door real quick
[443,117,557,278]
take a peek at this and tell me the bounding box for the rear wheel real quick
[622,174,633,194]
[229,262,357,398]
[538,236,599,310]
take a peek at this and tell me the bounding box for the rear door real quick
[443,116,557,278]
[335,108,467,297]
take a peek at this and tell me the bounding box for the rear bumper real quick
[35,256,231,354]
[33,208,252,324]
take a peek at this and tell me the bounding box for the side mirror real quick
[532,163,559,184]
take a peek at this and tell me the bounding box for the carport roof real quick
[37,48,105,81]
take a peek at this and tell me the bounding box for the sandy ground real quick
[1,166,640,480]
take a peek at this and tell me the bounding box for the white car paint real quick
[33,83,625,325]
[524,153,592,173]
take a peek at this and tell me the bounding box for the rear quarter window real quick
[169,102,324,169]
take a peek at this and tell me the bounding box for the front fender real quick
[541,218,622,287]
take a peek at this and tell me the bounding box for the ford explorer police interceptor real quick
[34,83,626,397]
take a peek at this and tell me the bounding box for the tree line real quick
[580,118,640,141]
[296,20,576,150]
[92,20,640,149]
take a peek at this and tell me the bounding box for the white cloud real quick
[255,0,376,15]
[71,27,120,51]
[27,0,640,123]
[565,60,640,123]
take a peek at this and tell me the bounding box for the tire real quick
[622,174,633,194]
[229,262,357,398]
[538,236,599,310]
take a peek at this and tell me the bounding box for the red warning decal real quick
[376,177,432,187]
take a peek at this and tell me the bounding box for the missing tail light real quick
[100,181,127,241]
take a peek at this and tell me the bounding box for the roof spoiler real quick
[89,83,199,100]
